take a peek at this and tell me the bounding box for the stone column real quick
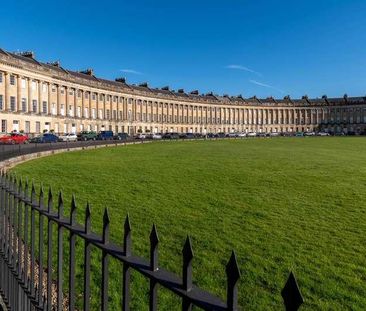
[4,72,9,111]
[27,78,32,113]
[48,83,52,115]
[38,81,42,114]
[57,85,61,116]
[17,75,22,112]
[65,86,69,116]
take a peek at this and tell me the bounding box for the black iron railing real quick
[0,174,304,310]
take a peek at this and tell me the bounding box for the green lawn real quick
[11,137,366,310]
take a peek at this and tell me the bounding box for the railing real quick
[0,173,304,310]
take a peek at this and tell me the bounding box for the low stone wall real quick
[0,141,151,173]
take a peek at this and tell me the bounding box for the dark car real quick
[215,132,226,138]
[163,132,179,139]
[97,130,114,140]
[114,132,130,140]
[30,133,59,143]
[180,133,195,139]
[77,131,97,141]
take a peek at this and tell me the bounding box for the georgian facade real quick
[0,49,365,136]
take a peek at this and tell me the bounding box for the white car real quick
[247,132,257,137]
[59,133,78,142]
[317,132,330,136]
[152,133,162,140]
[237,132,247,137]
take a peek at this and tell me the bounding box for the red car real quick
[0,133,29,144]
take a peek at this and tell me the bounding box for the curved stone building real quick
[0,49,365,136]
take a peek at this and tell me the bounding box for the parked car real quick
[207,133,216,138]
[269,132,280,137]
[114,132,129,140]
[180,133,195,139]
[304,131,316,136]
[98,130,114,140]
[215,132,226,138]
[0,133,29,144]
[317,132,330,136]
[247,132,257,137]
[30,133,59,143]
[237,132,246,137]
[58,133,78,142]
[163,132,179,139]
[135,133,147,139]
[151,133,162,140]
[295,132,304,137]
[77,131,97,141]
[226,133,237,138]
[257,132,267,137]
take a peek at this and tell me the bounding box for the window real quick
[22,98,27,112]
[25,121,30,134]
[52,86,56,92]
[92,108,96,119]
[0,72,2,83]
[21,79,26,89]
[32,81,36,91]
[69,105,73,116]
[84,108,89,118]
[78,90,81,98]
[10,96,16,111]
[36,121,40,134]
[106,109,110,119]
[51,103,56,115]
[0,95,3,110]
[113,110,117,120]
[1,120,7,133]
[10,75,15,85]
[60,104,65,116]
[99,94,103,101]
[32,100,37,113]
[85,92,89,99]
[43,101,47,113]
[77,106,81,117]
[43,84,47,93]
[92,93,96,100]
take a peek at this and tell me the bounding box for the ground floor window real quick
[25,121,30,134]
[1,120,6,133]
[35,121,41,134]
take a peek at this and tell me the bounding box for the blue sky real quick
[1,0,365,98]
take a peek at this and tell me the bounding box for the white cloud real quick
[225,65,262,77]
[249,79,285,94]
[120,69,143,75]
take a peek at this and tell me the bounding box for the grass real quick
[11,137,366,310]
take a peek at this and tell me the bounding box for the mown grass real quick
[11,137,366,310]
